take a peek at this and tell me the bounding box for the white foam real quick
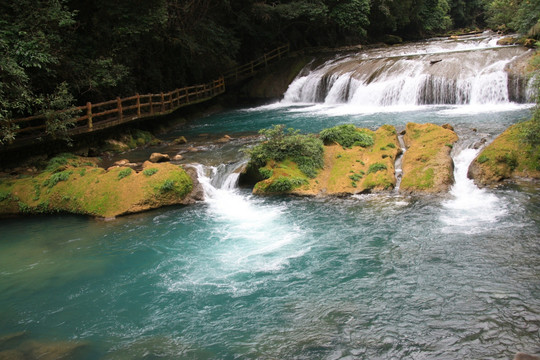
[441,149,507,233]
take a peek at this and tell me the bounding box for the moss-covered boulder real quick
[253,125,401,195]
[0,154,199,219]
[468,122,540,186]
[400,123,458,193]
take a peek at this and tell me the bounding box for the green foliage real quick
[43,170,73,188]
[265,176,307,193]
[497,152,518,170]
[79,168,86,177]
[46,153,77,172]
[0,191,11,202]
[117,168,132,180]
[477,155,489,163]
[484,0,540,36]
[386,143,396,149]
[319,124,374,148]
[247,125,324,178]
[143,168,158,177]
[159,179,176,193]
[259,168,273,179]
[367,162,387,174]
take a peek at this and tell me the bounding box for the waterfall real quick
[193,161,246,198]
[283,34,534,107]
[440,145,506,233]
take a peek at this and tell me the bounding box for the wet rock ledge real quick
[0,154,202,219]
[245,122,458,196]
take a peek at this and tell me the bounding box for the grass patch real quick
[46,153,78,172]
[143,168,158,177]
[118,168,133,180]
[43,170,73,188]
[265,176,307,193]
[319,124,374,148]
[367,163,387,174]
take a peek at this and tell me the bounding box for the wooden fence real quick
[10,77,225,140]
[5,43,290,145]
[223,44,290,82]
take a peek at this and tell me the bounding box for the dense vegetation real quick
[1,0,539,144]
[246,125,324,178]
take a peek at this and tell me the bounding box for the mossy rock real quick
[252,125,401,195]
[0,155,196,218]
[400,123,458,193]
[468,122,540,187]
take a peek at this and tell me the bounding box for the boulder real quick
[468,121,540,187]
[514,353,540,360]
[172,154,183,161]
[172,136,187,145]
[400,123,458,194]
[442,123,454,131]
[149,153,170,163]
[113,159,131,166]
[216,135,232,143]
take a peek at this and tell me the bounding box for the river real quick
[0,32,539,359]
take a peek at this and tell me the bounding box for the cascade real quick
[283,33,534,107]
[441,141,506,232]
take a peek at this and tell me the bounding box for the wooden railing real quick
[5,44,290,145]
[10,77,225,139]
[223,44,290,82]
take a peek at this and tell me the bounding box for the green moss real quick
[264,176,307,193]
[367,163,387,174]
[143,168,158,177]
[118,168,133,180]
[0,191,11,202]
[43,170,73,188]
[259,168,273,179]
[477,155,489,163]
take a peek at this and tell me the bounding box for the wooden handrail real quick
[5,44,286,144]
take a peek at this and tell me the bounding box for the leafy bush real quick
[0,191,11,202]
[259,168,273,179]
[265,176,307,193]
[319,124,374,148]
[46,153,77,172]
[159,179,176,192]
[118,168,132,180]
[43,170,73,188]
[386,143,396,149]
[143,168,158,177]
[367,162,387,174]
[246,125,324,178]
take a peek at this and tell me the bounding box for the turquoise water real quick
[1,103,539,359]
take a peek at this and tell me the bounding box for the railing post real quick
[185,88,189,103]
[117,97,123,121]
[160,92,165,113]
[169,92,173,110]
[86,102,92,130]
[136,93,141,117]
[149,96,154,115]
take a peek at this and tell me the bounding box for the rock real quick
[442,123,454,131]
[103,139,130,153]
[473,138,487,149]
[251,125,401,196]
[186,147,199,153]
[468,122,540,187]
[514,353,540,360]
[497,36,517,46]
[149,153,170,163]
[114,159,131,166]
[172,136,187,145]
[400,123,458,194]
[216,135,232,143]
[172,154,183,161]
